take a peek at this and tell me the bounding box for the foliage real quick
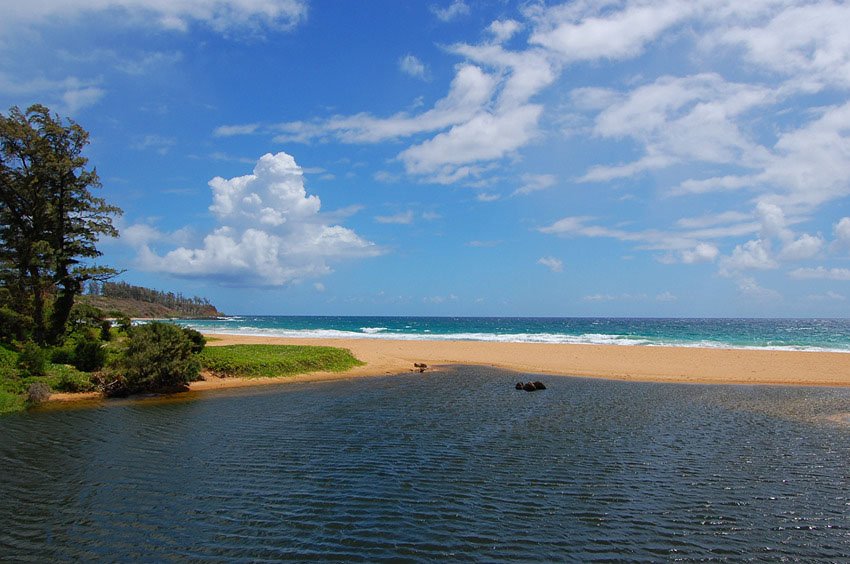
[0,104,122,345]
[26,381,50,404]
[72,336,106,372]
[0,305,31,342]
[46,365,95,393]
[18,341,47,376]
[200,344,363,378]
[181,327,206,354]
[100,320,112,341]
[104,322,200,396]
[0,389,24,414]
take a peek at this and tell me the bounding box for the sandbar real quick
[194,334,850,389]
[47,334,850,402]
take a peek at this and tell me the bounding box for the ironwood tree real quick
[0,104,122,345]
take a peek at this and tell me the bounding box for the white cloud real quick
[214,123,260,137]
[719,239,778,275]
[656,291,677,302]
[789,267,850,281]
[431,0,469,22]
[712,1,850,91]
[579,74,773,183]
[832,217,850,252]
[537,256,563,272]
[399,54,428,80]
[273,64,497,144]
[779,233,823,261]
[375,211,414,225]
[513,173,556,196]
[132,134,176,155]
[735,276,781,301]
[0,72,106,114]
[3,0,309,34]
[488,20,521,43]
[137,152,381,286]
[475,192,501,202]
[528,0,695,63]
[680,243,719,264]
[399,104,543,175]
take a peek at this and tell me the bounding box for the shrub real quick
[105,322,200,396]
[50,346,75,365]
[182,327,206,354]
[51,367,95,393]
[26,381,51,405]
[73,337,106,372]
[18,342,47,376]
[100,320,112,342]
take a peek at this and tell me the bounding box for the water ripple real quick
[2,367,850,561]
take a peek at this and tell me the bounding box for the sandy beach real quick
[191,334,850,389]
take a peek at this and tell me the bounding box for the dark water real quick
[2,368,850,561]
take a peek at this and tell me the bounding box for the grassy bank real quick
[200,344,364,378]
[0,346,95,414]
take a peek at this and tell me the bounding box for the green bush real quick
[49,366,95,393]
[73,337,106,372]
[18,342,47,376]
[50,346,75,365]
[105,322,200,396]
[100,320,112,342]
[181,327,206,354]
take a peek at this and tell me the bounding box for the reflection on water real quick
[2,367,849,561]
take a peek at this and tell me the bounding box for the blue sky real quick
[3,0,850,317]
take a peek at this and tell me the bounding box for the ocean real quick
[3,368,849,560]
[176,316,850,352]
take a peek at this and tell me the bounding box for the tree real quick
[0,105,121,345]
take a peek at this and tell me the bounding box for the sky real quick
[2,0,850,317]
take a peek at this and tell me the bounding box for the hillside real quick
[80,281,223,319]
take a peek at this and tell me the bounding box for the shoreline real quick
[47,334,850,403]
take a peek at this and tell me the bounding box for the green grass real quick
[200,344,364,378]
[0,346,97,413]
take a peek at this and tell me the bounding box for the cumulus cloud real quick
[136,152,381,286]
[537,256,563,272]
[680,243,719,264]
[488,20,521,43]
[2,0,308,34]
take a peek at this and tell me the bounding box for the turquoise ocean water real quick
[177,316,850,352]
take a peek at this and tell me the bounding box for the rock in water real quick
[533,381,546,390]
[522,382,536,392]
[515,382,524,390]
